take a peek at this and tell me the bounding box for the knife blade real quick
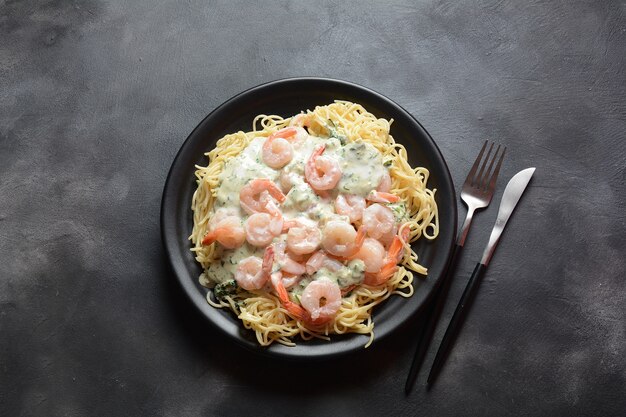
[426,167,535,386]
[480,167,535,266]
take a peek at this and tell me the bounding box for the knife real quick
[426,167,536,386]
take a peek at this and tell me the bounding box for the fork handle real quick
[404,242,462,394]
[427,262,487,386]
[457,207,476,247]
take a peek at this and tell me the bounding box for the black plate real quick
[160,77,457,359]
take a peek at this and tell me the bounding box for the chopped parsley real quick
[213,279,239,301]
[388,202,409,223]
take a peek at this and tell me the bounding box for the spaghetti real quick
[190,101,438,347]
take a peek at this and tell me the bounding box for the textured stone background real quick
[1,1,625,416]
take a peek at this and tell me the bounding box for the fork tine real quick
[480,144,501,190]
[474,142,494,186]
[465,140,488,184]
[487,146,506,193]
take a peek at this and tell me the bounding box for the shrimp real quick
[262,127,306,169]
[379,223,399,248]
[239,179,286,215]
[351,238,386,273]
[321,220,366,258]
[201,215,246,249]
[334,194,366,223]
[363,262,398,287]
[304,145,342,191]
[289,113,311,128]
[300,279,342,321]
[278,170,300,193]
[262,136,293,169]
[366,190,400,204]
[290,114,330,139]
[362,203,396,240]
[284,217,322,255]
[271,273,337,326]
[208,207,239,228]
[305,250,344,275]
[272,242,306,277]
[244,202,283,247]
[289,126,308,149]
[283,248,309,263]
[393,226,411,263]
[363,228,409,286]
[234,248,273,290]
[377,170,392,193]
[263,246,303,289]
[271,272,311,323]
[281,272,303,289]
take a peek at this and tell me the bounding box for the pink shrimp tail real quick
[201,227,223,246]
[364,262,398,286]
[262,246,275,276]
[305,144,326,178]
[201,228,215,246]
[342,225,367,258]
[387,236,404,263]
[388,226,410,263]
[282,219,298,233]
[263,181,287,204]
[367,191,400,204]
[312,143,326,159]
[330,225,367,260]
[272,272,309,322]
[364,228,408,286]
[269,127,298,141]
[400,225,410,243]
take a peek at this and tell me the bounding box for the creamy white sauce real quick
[207,130,389,287]
[205,244,266,285]
[215,138,279,209]
[337,142,385,195]
[316,259,366,288]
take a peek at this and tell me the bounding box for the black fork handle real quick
[405,243,462,394]
[426,262,487,386]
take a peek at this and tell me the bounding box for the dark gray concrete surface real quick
[1,1,625,416]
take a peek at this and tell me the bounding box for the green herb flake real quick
[213,279,239,301]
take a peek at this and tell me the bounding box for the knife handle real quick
[405,243,462,394]
[427,262,487,386]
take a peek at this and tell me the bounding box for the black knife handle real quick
[405,243,462,394]
[427,262,487,386]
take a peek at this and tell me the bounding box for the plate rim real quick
[160,76,457,359]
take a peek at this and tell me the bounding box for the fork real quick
[404,140,506,394]
[457,141,506,247]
